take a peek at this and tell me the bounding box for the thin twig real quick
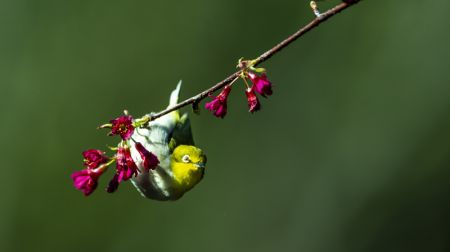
[148,0,361,122]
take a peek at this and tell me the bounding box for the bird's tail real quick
[141,81,183,144]
[168,80,182,108]
[166,80,182,121]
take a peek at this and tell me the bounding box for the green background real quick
[1,0,449,251]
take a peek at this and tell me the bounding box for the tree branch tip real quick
[139,0,360,122]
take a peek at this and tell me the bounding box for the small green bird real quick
[129,82,207,200]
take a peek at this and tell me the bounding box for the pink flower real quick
[245,88,261,113]
[82,149,108,169]
[205,85,232,118]
[71,149,110,196]
[71,168,103,196]
[115,146,139,182]
[106,174,119,193]
[135,142,159,171]
[248,72,273,97]
[110,115,135,140]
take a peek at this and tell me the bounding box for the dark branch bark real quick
[148,0,361,122]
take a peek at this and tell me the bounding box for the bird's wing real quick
[130,81,185,200]
[169,112,195,151]
[142,80,182,145]
[132,80,183,164]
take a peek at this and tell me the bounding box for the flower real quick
[116,145,139,182]
[248,72,273,97]
[106,174,120,193]
[110,115,135,140]
[82,149,108,169]
[71,168,103,196]
[205,85,232,118]
[245,88,261,113]
[71,149,110,196]
[134,142,159,171]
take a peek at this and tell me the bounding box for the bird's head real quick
[171,145,207,191]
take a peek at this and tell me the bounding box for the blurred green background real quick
[1,0,450,251]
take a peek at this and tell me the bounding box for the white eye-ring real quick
[181,155,190,163]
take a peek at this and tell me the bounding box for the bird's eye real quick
[181,155,190,163]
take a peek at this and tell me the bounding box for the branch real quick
[147,0,361,122]
[74,1,363,198]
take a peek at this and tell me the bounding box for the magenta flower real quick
[110,115,135,140]
[248,72,273,97]
[71,168,103,196]
[245,88,261,113]
[82,149,108,169]
[116,146,139,182]
[106,174,120,193]
[205,85,232,118]
[135,142,159,171]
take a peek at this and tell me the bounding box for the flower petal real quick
[82,149,108,169]
[248,72,273,97]
[71,169,100,196]
[245,88,261,113]
[205,86,231,118]
[116,146,139,182]
[135,142,159,171]
[110,115,135,140]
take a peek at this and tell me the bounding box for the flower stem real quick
[96,158,116,173]
[228,76,240,88]
[242,76,250,89]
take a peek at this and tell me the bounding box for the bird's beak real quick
[195,163,206,169]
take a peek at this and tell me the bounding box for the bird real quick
[129,81,207,201]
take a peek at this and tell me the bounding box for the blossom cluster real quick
[70,58,273,197]
[71,115,159,196]
[205,62,273,118]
